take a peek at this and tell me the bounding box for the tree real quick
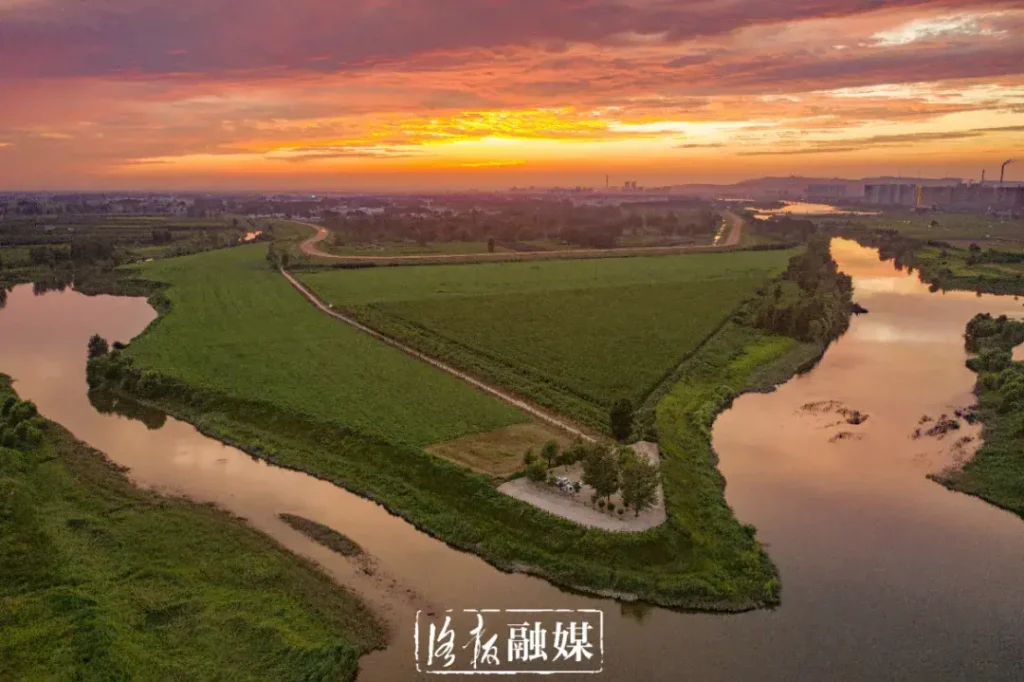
[487,237,496,253]
[526,460,547,482]
[523,448,536,466]
[620,452,660,517]
[582,448,619,502]
[541,440,559,468]
[87,334,109,359]
[609,398,634,441]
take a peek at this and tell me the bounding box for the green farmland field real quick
[123,245,526,446]
[299,249,795,430]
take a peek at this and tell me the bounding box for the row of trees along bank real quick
[746,232,854,344]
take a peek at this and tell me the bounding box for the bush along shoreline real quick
[85,235,853,611]
[930,314,1024,520]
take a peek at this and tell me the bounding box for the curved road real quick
[298,221,742,264]
[279,267,597,444]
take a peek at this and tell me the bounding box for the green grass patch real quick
[280,514,363,557]
[121,244,527,446]
[0,377,385,682]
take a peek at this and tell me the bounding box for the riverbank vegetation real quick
[824,225,1024,296]
[298,249,795,433]
[932,314,1024,519]
[818,211,1024,242]
[0,213,273,302]
[0,376,385,681]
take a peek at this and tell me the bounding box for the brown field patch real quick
[426,422,578,477]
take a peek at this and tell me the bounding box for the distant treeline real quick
[323,203,720,249]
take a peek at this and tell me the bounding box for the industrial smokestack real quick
[1002,159,1014,184]
[982,169,986,183]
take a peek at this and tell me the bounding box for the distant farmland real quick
[299,249,795,430]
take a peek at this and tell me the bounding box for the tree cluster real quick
[582,446,660,517]
[0,396,44,449]
[322,200,720,251]
[965,313,1024,355]
[750,233,854,343]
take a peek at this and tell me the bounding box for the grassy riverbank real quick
[830,224,1024,520]
[0,376,385,681]
[931,315,1024,519]
[826,223,1024,296]
[86,239,849,610]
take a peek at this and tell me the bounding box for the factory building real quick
[864,182,1024,212]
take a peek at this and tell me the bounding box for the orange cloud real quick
[0,1,1022,189]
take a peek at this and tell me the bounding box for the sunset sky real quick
[1,0,1022,191]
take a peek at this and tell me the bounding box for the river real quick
[752,202,879,220]
[1,238,1024,680]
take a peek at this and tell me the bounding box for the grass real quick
[83,238,836,609]
[426,422,577,477]
[819,212,1024,242]
[323,240,510,257]
[0,377,385,682]
[90,312,808,610]
[280,514,363,557]
[298,249,794,430]
[931,317,1024,520]
[121,244,527,447]
[906,245,1024,296]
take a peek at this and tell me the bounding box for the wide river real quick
[2,239,1024,680]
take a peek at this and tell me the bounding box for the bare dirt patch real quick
[497,442,667,532]
[426,422,578,477]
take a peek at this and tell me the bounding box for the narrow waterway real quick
[1,238,1024,680]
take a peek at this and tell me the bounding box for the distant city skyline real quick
[1,0,1022,190]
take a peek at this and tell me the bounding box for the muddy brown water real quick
[2,238,1024,680]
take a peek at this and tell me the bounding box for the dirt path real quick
[279,268,597,444]
[297,222,734,264]
[723,211,744,246]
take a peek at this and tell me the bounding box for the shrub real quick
[525,460,547,483]
[541,440,560,468]
[607,503,616,513]
[8,401,38,426]
[87,334,110,359]
[523,448,536,466]
[617,509,624,516]
[598,499,606,510]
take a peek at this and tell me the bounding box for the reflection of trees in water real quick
[619,601,653,624]
[32,269,74,295]
[88,390,167,430]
